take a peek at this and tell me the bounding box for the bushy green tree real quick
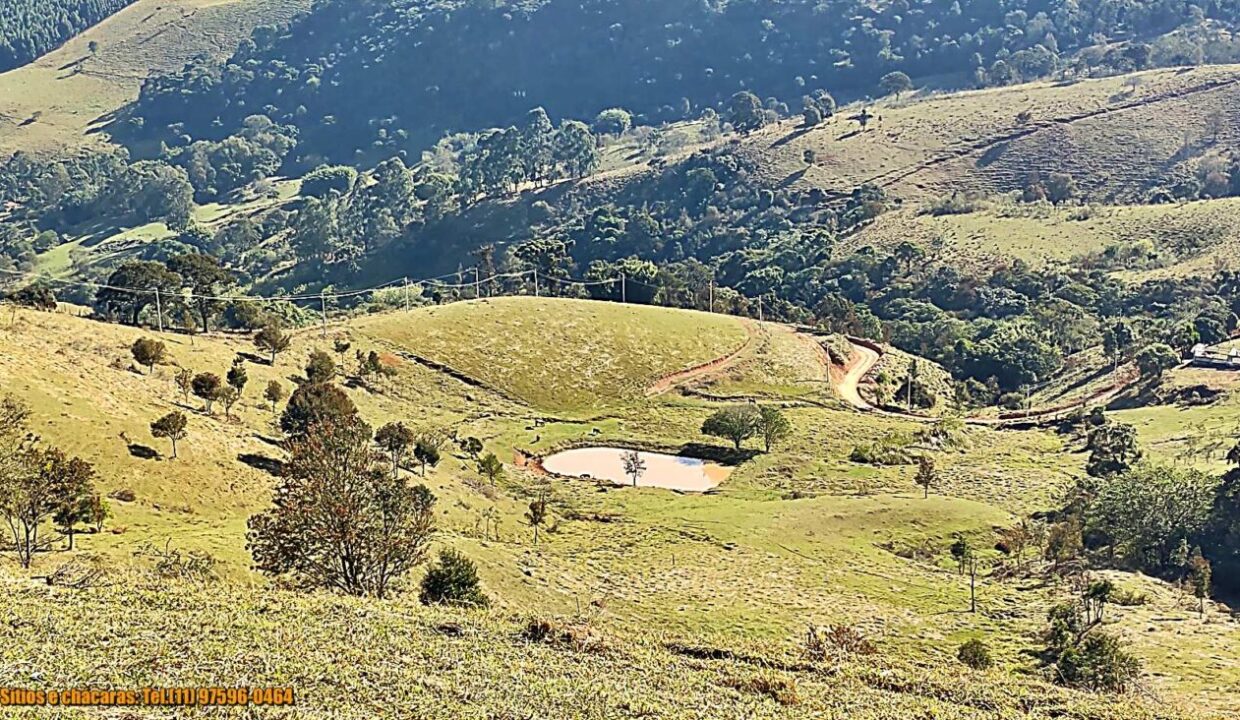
[254,322,292,365]
[280,382,358,439]
[305,349,336,383]
[1086,464,1216,572]
[191,373,223,413]
[879,71,913,98]
[727,91,767,133]
[419,548,489,607]
[701,405,760,450]
[150,411,189,458]
[1085,422,1142,478]
[1135,343,1179,379]
[300,165,359,198]
[756,405,791,452]
[131,338,166,374]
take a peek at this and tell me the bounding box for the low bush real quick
[957,639,993,670]
[419,549,489,608]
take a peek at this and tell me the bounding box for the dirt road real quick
[837,341,882,410]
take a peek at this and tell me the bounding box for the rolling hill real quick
[355,297,754,411]
[4,1,1240,716]
[1,300,1238,717]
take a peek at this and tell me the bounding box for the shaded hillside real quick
[0,0,136,71]
[120,0,1240,165]
[0,0,311,156]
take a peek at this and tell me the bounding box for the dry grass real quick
[353,296,751,412]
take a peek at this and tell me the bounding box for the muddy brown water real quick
[541,447,731,492]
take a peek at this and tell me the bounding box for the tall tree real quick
[95,261,182,326]
[151,411,189,458]
[168,253,234,333]
[247,416,437,598]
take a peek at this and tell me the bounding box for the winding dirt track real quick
[834,338,1140,427]
[836,341,881,411]
[644,320,761,397]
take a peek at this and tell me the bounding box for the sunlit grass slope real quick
[354,296,752,411]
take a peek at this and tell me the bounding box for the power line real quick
[0,263,760,323]
[0,266,521,303]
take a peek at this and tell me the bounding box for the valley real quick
[4,0,1240,717]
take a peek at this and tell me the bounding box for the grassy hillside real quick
[1,300,1238,716]
[736,65,1240,205]
[0,0,310,157]
[0,575,1212,720]
[354,297,753,412]
[847,196,1240,278]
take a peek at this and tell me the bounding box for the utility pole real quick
[319,294,328,338]
[709,271,715,314]
[533,268,539,297]
[757,295,764,322]
[620,272,627,304]
[474,267,481,299]
[403,277,411,312]
[154,288,164,333]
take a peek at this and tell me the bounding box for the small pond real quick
[541,447,731,492]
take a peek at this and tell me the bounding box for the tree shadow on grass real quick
[239,453,284,476]
[127,443,159,460]
[770,125,815,148]
[677,443,761,466]
[252,433,284,449]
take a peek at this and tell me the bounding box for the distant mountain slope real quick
[0,0,310,156]
[0,0,137,71]
[120,0,1240,166]
[731,65,1240,205]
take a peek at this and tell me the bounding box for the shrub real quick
[849,436,913,465]
[419,549,489,608]
[138,541,218,582]
[957,639,993,670]
[1054,632,1140,693]
[806,624,876,659]
[300,165,358,198]
[521,616,605,653]
[7,283,56,310]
